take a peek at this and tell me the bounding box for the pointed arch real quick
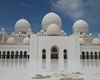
[24,51,27,59]
[94,51,98,59]
[15,51,19,59]
[51,45,59,59]
[2,51,6,59]
[81,51,85,59]
[7,51,10,59]
[63,49,67,59]
[42,49,46,59]
[11,51,14,59]
[19,51,23,59]
[86,51,89,59]
[90,51,93,59]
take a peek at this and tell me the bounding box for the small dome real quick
[73,19,89,33]
[92,38,100,45]
[18,32,22,35]
[46,23,60,36]
[37,32,40,34]
[42,12,62,31]
[7,37,15,44]
[23,37,30,45]
[11,32,15,36]
[37,32,40,36]
[74,29,78,32]
[80,38,85,45]
[98,33,100,36]
[82,32,86,35]
[60,30,64,34]
[12,32,15,35]
[27,28,33,35]
[15,19,30,33]
[1,28,5,32]
[89,33,92,36]
[89,33,92,37]
[28,28,32,32]
[40,30,44,34]
[22,34,25,36]
[98,33,100,35]
[64,33,67,36]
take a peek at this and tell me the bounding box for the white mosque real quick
[0,12,100,60]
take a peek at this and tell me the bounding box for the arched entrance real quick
[15,51,18,59]
[86,51,89,59]
[24,51,27,59]
[90,51,93,59]
[94,52,98,59]
[2,51,6,59]
[11,51,14,59]
[42,49,46,59]
[19,51,23,59]
[7,51,10,59]
[51,45,59,59]
[63,49,67,59]
[81,51,85,59]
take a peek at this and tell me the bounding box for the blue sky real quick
[0,0,100,35]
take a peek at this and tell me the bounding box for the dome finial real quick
[51,8,53,12]
[50,0,53,12]
[78,17,82,20]
[22,15,24,19]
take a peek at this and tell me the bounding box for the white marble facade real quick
[0,12,100,59]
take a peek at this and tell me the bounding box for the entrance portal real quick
[51,46,59,59]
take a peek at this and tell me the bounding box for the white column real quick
[2,34,5,42]
[38,49,42,59]
[46,49,50,59]
[30,35,37,59]
[59,48,63,59]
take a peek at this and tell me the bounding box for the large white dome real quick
[92,38,100,45]
[42,12,62,31]
[7,37,15,44]
[46,23,60,36]
[23,37,30,45]
[15,19,31,34]
[80,38,85,45]
[73,19,89,33]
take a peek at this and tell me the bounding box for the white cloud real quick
[52,0,83,21]
[52,0,100,31]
